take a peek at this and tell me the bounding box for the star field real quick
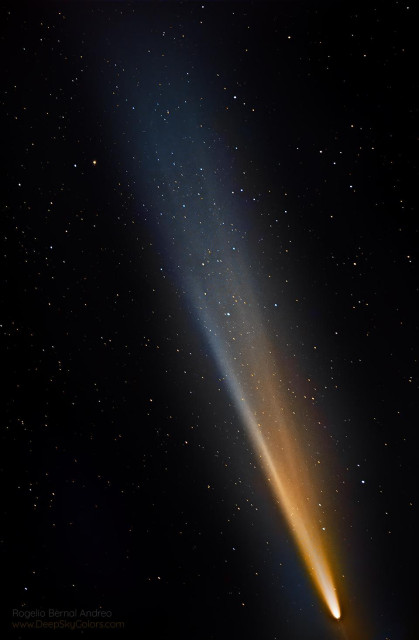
[2,2,418,639]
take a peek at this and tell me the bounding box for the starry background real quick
[1,1,418,639]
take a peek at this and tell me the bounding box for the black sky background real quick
[1,2,418,639]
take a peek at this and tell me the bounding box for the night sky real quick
[2,2,418,639]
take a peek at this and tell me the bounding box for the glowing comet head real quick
[300,541,341,621]
[328,594,341,620]
[308,556,341,620]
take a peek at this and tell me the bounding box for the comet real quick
[135,64,342,622]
